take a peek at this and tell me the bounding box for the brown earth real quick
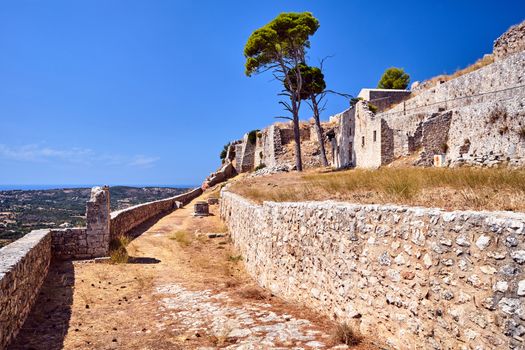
[9,194,374,350]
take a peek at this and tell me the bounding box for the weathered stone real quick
[517,280,525,296]
[511,250,525,264]
[220,189,525,350]
[475,235,491,250]
[498,298,521,315]
[493,281,509,293]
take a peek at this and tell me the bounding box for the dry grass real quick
[419,54,494,90]
[170,230,192,246]
[109,235,130,263]
[230,167,525,212]
[331,323,362,346]
[236,286,268,300]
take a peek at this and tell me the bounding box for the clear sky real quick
[1,1,524,186]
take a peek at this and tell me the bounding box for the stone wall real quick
[220,190,525,349]
[85,186,111,257]
[494,20,525,61]
[354,101,382,168]
[358,89,412,112]
[50,227,90,260]
[331,108,354,168]
[0,229,52,349]
[110,187,202,239]
[377,52,525,167]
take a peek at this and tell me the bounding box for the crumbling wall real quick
[379,52,525,167]
[415,111,453,166]
[110,187,202,239]
[0,229,52,349]
[332,108,354,168]
[354,101,382,168]
[221,190,525,350]
[85,186,111,257]
[494,20,525,61]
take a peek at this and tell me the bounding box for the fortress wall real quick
[110,187,202,239]
[494,21,525,61]
[220,190,525,350]
[354,101,382,168]
[378,52,525,166]
[0,229,52,349]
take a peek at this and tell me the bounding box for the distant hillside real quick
[0,186,190,247]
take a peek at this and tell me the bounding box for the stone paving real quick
[155,283,348,350]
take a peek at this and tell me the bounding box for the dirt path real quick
[10,195,373,350]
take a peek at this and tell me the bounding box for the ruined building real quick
[225,20,525,173]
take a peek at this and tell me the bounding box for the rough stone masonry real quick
[221,189,525,349]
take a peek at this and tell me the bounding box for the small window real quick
[373,130,377,142]
[361,136,365,147]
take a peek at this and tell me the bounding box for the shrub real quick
[377,67,410,89]
[368,103,378,113]
[255,163,266,171]
[331,323,362,346]
[247,130,260,145]
[220,143,230,160]
[228,254,243,262]
[350,97,363,108]
[109,236,130,264]
[170,231,191,246]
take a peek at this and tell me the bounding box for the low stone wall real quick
[220,190,525,349]
[0,229,52,349]
[50,227,90,260]
[110,187,202,239]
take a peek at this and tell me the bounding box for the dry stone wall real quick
[50,227,90,260]
[494,20,525,61]
[110,187,202,239]
[0,229,52,349]
[220,190,525,349]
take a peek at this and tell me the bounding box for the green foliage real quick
[255,163,266,171]
[220,143,230,160]
[244,12,320,76]
[368,103,378,113]
[285,63,326,100]
[248,130,260,145]
[350,97,363,108]
[377,67,410,89]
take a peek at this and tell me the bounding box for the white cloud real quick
[0,144,159,168]
[129,155,160,168]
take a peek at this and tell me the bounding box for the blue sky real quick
[1,1,524,186]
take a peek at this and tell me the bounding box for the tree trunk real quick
[292,100,303,172]
[311,96,328,167]
[292,114,303,171]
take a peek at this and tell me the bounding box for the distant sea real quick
[0,184,197,191]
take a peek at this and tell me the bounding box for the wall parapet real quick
[110,187,202,239]
[220,190,525,349]
[0,229,52,349]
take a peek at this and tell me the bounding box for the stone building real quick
[229,20,525,172]
[331,19,525,169]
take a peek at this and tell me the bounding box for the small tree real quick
[244,12,320,171]
[377,67,410,89]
